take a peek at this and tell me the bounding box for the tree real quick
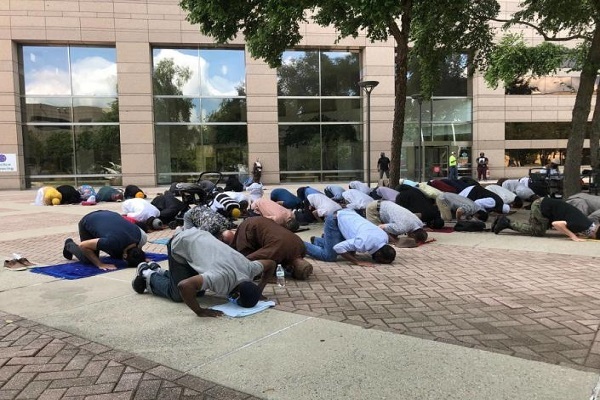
[179,0,499,187]
[494,0,600,196]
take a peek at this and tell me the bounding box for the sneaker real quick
[147,262,163,273]
[491,216,500,232]
[63,238,74,260]
[493,216,511,235]
[292,260,313,280]
[131,262,151,294]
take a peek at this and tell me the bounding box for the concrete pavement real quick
[0,184,599,399]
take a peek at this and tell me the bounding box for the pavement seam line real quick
[192,316,313,370]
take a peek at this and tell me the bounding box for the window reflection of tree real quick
[153,58,197,173]
[76,100,120,174]
[277,50,360,175]
[205,86,247,172]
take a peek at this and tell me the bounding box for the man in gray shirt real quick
[365,200,428,244]
[436,192,488,222]
[132,228,275,317]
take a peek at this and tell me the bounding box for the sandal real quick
[4,259,27,271]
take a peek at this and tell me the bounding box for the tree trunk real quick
[564,29,600,197]
[388,1,412,188]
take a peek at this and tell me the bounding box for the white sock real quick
[142,269,155,278]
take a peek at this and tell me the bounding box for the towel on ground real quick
[29,252,168,280]
[149,238,170,245]
[210,300,276,318]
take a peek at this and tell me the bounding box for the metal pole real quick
[358,80,379,187]
[366,91,371,187]
[419,101,425,182]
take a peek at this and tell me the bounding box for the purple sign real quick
[0,154,5,162]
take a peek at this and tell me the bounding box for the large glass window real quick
[278,50,362,181]
[505,148,591,168]
[506,122,591,140]
[20,45,119,187]
[153,48,247,184]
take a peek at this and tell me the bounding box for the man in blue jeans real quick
[304,209,396,267]
[132,228,275,317]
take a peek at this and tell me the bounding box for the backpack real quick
[454,220,486,232]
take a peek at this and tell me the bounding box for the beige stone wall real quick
[0,0,587,188]
[0,0,392,189]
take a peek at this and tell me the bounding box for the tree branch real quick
[491,18,589,41]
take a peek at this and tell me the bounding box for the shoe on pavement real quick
[4,259,27,271]
[147,261,164,274]
[292,259,313,280]
[63,238,74,260]
[491,216,500,232]
[132,262,151,294]
[493,216,511,235]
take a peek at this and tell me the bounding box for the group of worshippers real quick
[60,172,599,318]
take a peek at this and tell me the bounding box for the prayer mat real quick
[427,226,454,233]
[210,300,276,318]
[29,252,168,280]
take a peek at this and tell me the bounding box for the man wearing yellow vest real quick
[448,151,458,180]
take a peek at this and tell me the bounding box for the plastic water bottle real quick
[276,264,286,287]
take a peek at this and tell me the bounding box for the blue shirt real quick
[80,210,143,258]
[333,209,388,255]
[305,186,322,196]
[324,185,346,201]
[270,188,302,209]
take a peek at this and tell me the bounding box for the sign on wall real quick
[0,154,17,172]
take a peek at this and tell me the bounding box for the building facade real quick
[0,0,592,189]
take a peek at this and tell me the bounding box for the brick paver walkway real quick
[0,311,258,400]
[266,243,600,372]
[1,192,600,398]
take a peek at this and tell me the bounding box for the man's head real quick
[230,281,261,308]
[474,210,489,222]
[219,229,235,245]
[427,217,445,229]
[372,245,396,264]
[380,152,385,157]
[285,218,300,232]
[480,152,484,157]
[125,247,146,268]
[408,228,428,244]
[511,197,523,209]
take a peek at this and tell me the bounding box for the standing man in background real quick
[476,152,489,181]
[448,151,458,180]
[377,152,391,184]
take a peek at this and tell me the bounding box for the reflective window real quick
[407,53,468,97]
[505,75,600,95]
[20,45,119,187]
[277,50,361,180]
[153,47,247,184]
[506,122,591,140]
[24,126,74,175]
[503,149,592,167]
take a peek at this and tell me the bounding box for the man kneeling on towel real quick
[132,228,275,317]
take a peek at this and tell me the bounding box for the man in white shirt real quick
[304,209,396,267]
[341,189,374,214]
[349,180,372,194]
[306,192,342,221]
